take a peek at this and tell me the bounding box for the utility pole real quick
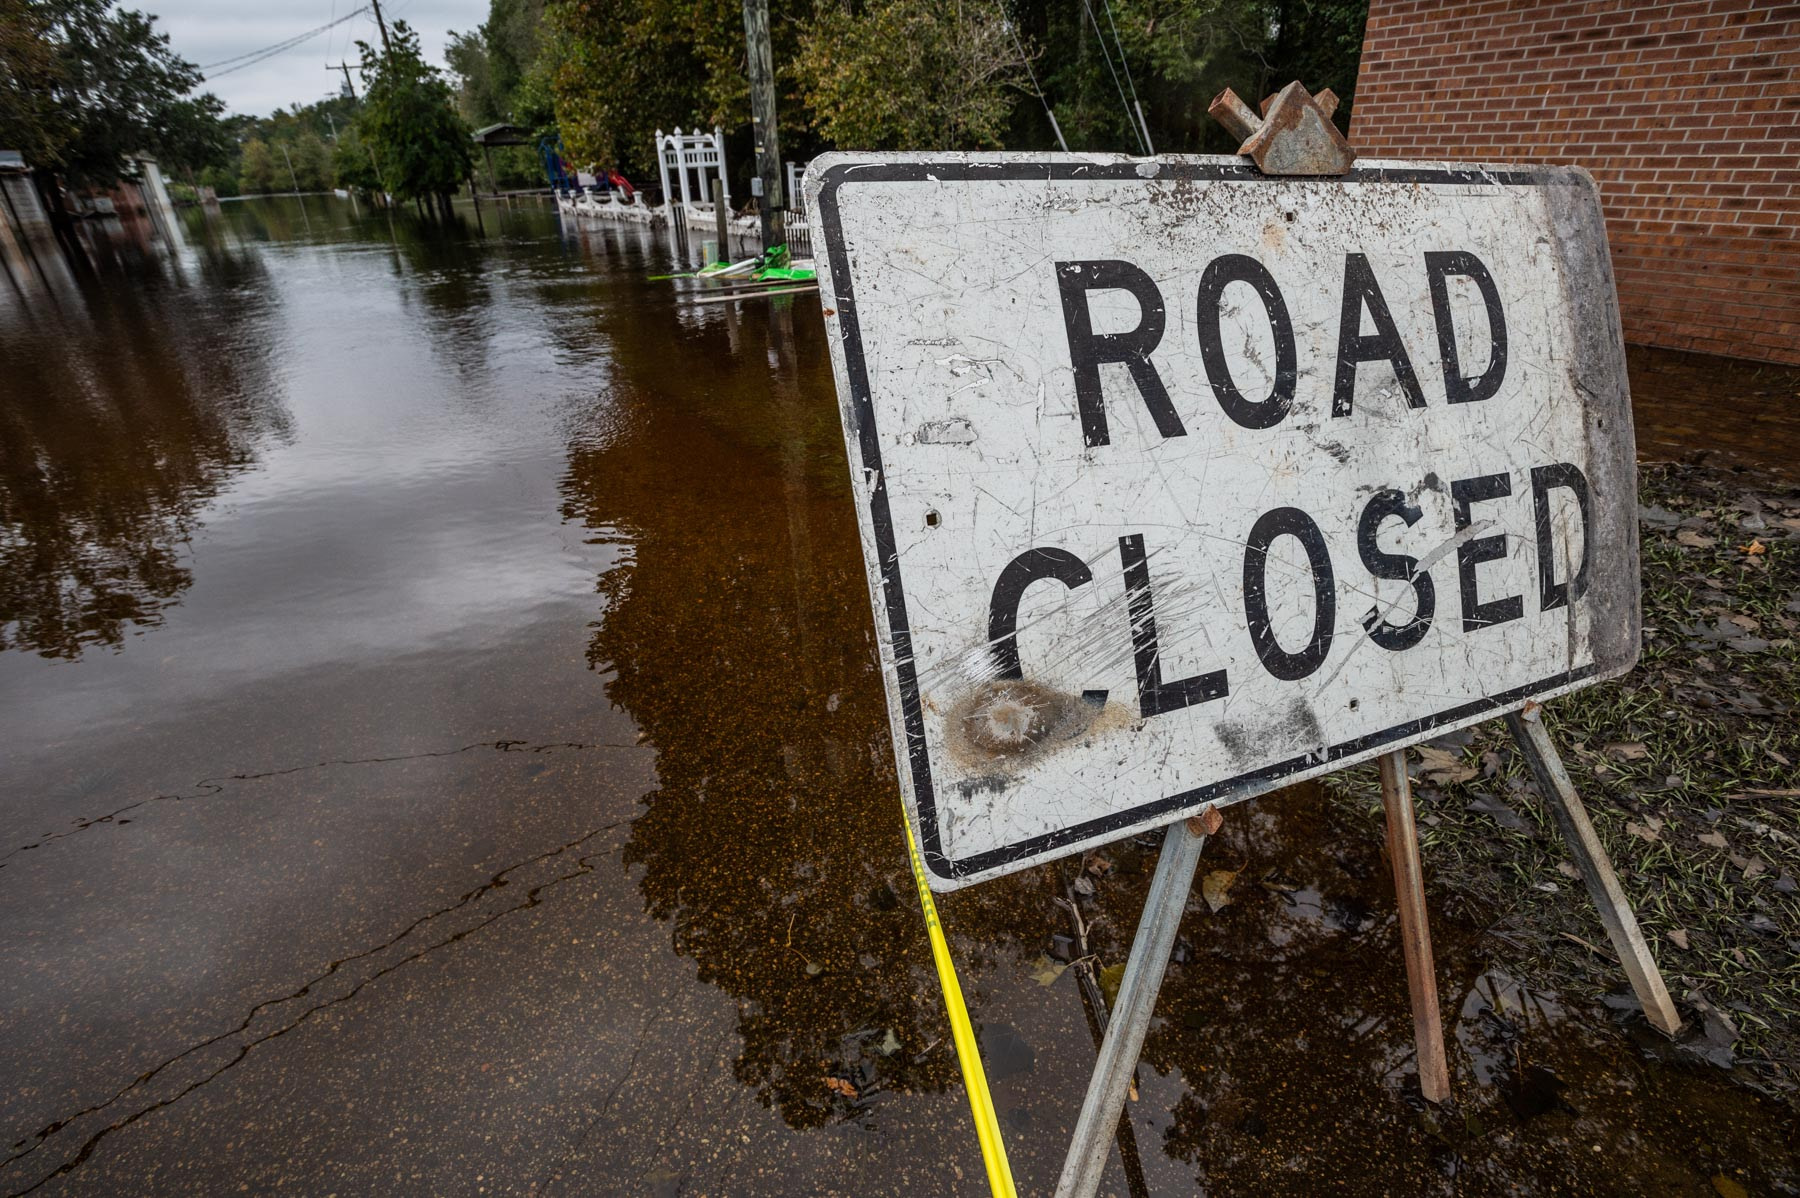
[740,0,784,254]
[328,62,357,101]
[369,0,393,55]
[278,141,301,194]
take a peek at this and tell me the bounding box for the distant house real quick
[0,151,55,271]
[1351,0,1798,366]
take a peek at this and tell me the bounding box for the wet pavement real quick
[1,197,1794,1195]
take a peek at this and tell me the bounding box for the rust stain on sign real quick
[807,152,1638,890]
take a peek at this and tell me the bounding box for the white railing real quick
[655,127,730,216]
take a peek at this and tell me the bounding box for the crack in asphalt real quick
[0,816,630,1196]
[0,738,641,873]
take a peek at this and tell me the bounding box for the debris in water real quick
[1202,868,1239,913]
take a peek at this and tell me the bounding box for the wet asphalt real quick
[0,197,1793,1196]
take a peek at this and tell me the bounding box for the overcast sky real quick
[151,0,489,118]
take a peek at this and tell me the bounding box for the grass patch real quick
[1327,461,1800,1095]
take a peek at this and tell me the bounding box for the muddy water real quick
[0,197,1793,1196]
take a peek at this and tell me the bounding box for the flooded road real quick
[1,197,1794,1195]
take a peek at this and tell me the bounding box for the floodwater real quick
[0,197,1793,1196]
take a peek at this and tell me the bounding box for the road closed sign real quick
[808,154,1639,890]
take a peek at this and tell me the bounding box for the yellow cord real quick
[900,815,1019,1198]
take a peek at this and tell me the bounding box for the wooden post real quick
[740,0,785,253]
[1505,706,1683,1035]
[1378,749,1452,1103]
[711,178,730,263]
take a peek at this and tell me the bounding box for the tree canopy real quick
[354,22,474,205]
[1,0,230,186]
[477,0,1365,194]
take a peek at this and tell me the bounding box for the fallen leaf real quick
[1712,1173,1749,1198]
[1099,962,1126,1009]
[1467,792,1532,834]
[1028,955,1067,987]
[1667,928,1690,950]
[875,1028,902,1056]
[823,1076,857,1098]
[1414,745,1479,783]
[1698,830,1730,850]
[1676,529,1717,548]
[1557,861,1581,880]
[1724,613,1760,631]
[1413,745,1458,769]
[1604,741,1649,761]
[1072,876,1095,897]
[1740,539,1767,555]
[1202,869,1239,913]
[1625,821,1660,842]
[1743,858,1767,881]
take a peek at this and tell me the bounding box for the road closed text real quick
[968,249,1593,718]
[812,159,1637,885]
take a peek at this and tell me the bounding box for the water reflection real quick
[559,284,971,1127]
[0,230,287,658]
[2,192,1791,1193]
[555,244,1799,1189]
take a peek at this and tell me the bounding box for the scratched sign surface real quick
[807,154,1639,890]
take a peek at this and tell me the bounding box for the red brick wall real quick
[1350,0,1800,365]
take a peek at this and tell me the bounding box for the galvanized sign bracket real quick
[1045,88,1682,1198]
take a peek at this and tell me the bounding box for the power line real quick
[1099,0,1154,154]
[198,7,370,74]
[1079,0,1146,154]
[1000,11,1069,153]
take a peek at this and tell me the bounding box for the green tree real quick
[1007,0,1366,155]
[239,137,276,193]
[197,162,237,197]
[355,21,473,214]
[331,125,383,194]
[292,130,333,191]
[1265,0,1369,123]
[793,0,1027,150]
[543,0,788,184]
[157,92,232,177]
[0,0,72,168]
[447,0,546,125]
[14,0,229,185]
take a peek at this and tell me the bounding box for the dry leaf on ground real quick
[1202,869,1238,913]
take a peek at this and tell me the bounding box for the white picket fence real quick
[554,125,811,249]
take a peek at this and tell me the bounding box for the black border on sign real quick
[815,158,1591,883]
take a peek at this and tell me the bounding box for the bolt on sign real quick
[807,154,1638,890]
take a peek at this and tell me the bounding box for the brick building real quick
[1350,1,1799,366]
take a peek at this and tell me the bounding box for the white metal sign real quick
[808,154,1638,890]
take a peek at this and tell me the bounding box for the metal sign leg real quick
[1054,810,1219,1198]
[1505,707,1683,1035]
[1378,750,1453,1103]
